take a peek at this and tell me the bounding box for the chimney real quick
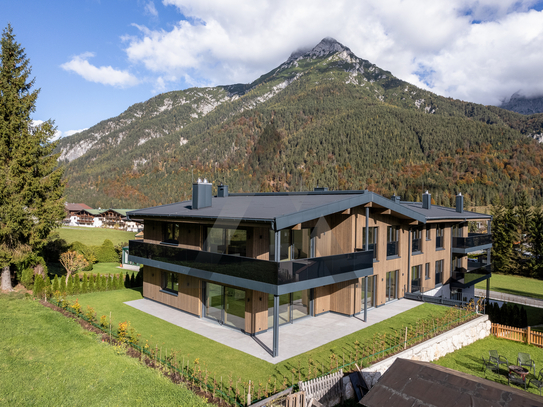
[217,184,228,198]
[391,194,401,204]
[456,193,464,213]
[192,178,212,209]
[422,191,431,210]
[314,186,328,192]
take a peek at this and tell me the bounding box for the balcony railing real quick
[387,241,399,257]
[452,233,492,249]
[129,240,373,286]
[451,264,492,288]
[412,238,422,253]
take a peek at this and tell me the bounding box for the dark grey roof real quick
[128,190,490,230]
[361,358,543,407]
[401,201,492,220]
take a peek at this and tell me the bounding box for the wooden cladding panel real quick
[315,213,354,257]
[248,228,270,260]
[142,266,201,317]
[178,224,201,250]
[330,280,356,315]
[245,290,269,334]
[314,285,331,315]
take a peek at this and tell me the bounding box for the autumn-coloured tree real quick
[60,251,88,284]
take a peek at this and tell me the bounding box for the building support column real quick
[486,278,490,311]
[364,277,368,322]
[273,294,279,357]
[407,230,411,294]
[365,207,369,252]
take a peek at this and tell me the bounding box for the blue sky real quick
[3,0,543,139]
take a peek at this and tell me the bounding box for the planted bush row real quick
[33,269,143,298]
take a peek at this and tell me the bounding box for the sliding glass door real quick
[361,275,375,310]
[205,283,246,331]
[268,290,310,328]
[385,270,398,302]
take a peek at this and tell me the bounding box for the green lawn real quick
[57,226,136,246]
[0,293,210,406]
[476,273,543,301]
[434,335,543,396]
[73,289,460,390]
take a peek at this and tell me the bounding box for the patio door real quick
[361,275,375,310]
[205,283,246,331]
[385,270,398,302]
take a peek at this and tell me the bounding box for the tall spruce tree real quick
[0,25,64,291]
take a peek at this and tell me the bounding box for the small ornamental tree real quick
[52,275,59,292]
[72,274,80,295]
[66,274,73,295]
[81,273,88,293]
[60,251,88,284]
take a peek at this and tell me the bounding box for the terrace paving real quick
[125,298,422,364]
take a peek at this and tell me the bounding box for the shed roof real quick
[361,358,543,407]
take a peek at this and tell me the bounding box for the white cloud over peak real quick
[121,0,543,105]
[61,53,139,87]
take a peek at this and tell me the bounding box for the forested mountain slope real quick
[57,38,543,208]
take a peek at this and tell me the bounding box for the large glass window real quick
[163,223,180,243]
[292,229,311,259]
[363,226,378,260]
[385,270,398,302]
[269,229,311,261]
[206,228,247,257]
[412,228,422,253]
[161,271,178,294]
[435,260,443,285]
[205,283,246,331]
[268,290,310,328]
[387,226,399,257]
[436,225,444,249]
[411,265,421,293]
[361,275,376,309]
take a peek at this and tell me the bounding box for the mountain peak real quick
[287,37,352,62]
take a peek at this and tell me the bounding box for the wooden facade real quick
[138,196,489,336]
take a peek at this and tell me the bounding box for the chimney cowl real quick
[218,184,228,198]
[422,191,431,210]
[391,194,401,204]
[192,181,212,209]
[456,193,464,213]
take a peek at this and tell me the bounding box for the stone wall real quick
[361,314,491,388]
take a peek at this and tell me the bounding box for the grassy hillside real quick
[57,226,136,247]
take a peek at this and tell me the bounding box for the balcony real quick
[450,264,492,289]
[128,240,373,294]
[452,233,492,254]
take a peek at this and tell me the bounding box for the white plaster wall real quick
[361,314,491,388]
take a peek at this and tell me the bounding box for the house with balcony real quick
[127,183,492,357]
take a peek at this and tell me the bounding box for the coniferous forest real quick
[56,39,543,209]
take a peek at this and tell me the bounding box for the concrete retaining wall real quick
[361,314,491,388]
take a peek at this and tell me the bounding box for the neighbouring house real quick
[360,358,543,407]
[127,182,492,357]
[63,204,140,230]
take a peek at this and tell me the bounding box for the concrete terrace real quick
[125,298,422,364]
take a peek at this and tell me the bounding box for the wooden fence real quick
[491,323,543,348]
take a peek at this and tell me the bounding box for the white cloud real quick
[61,52,139,87]
[145,1,158,17]
[119,0,543,104]
[63,128,89,137]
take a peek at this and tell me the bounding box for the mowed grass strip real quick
[476,273,543,301]
[434,335,543,396]
[75,289,454,386]
[0,293,210,407]
[57,226,137,246]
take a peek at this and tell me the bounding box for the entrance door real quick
[205,283,224,323]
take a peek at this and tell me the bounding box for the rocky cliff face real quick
[500,92,543,115]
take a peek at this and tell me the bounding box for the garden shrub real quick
[20,267,34,289]
[44,276,52,298]
[81,273,88,294]
[33,274,45,298]
[52,275,60,293]
[94,239,120,263]
[59,275,66,294]
[70,241,95,270]
[72,274,80,295]
[66,275,73,295]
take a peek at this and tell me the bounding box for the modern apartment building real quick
[127,183,492,357]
